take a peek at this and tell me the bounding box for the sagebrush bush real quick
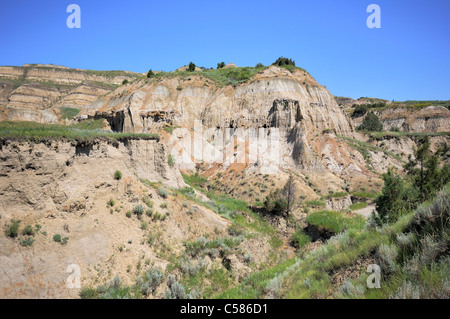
[376,243,399,276]
[180,257,206,276]
[165,275,187,299]
[20,237,35,247]
[338,280,365,298]
[133,205,144,218]
[391,280,422,299]
[140,267,164,296]
[158,188,169,198]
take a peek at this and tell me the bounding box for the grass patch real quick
[59,107,81,120]
[305,200,326,207]
[0,121,159,142]
[291,230,312,249]
[352,191,377,199]
[349,202,368,211]
[306,210,366,233]
[368,131,450,140]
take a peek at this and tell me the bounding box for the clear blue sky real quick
[1,0,449,101]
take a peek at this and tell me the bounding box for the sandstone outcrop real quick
[0,64,141,124]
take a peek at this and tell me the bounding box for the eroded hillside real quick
[0,63,448,299]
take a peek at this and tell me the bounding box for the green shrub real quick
[158,188,170,198]
[114,170,122,180]
[217,62,225,69]
[107,198,115,207]
[22,224,35,236]
[142,196,153,208]
[272,57,296,67]
[187,62,196,72]
[291,230,312,249]
[6,220,21,238]
[126,211,132,218]
[357,112,383,132]
[147,69,154,78]
[20,237,35,247]
[53,234,62,243]
[352,104,369,118]
[122,79,129,85]
[133,205,145,218]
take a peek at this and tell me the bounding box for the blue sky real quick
[0,0,449,101]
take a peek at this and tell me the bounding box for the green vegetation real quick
[306,210,366,233]
[152,66,269,87]
[20,237,35,247]
[368,131,450,140]
[264,175,299,217]
[113,170,122,180]
[146,69,154,78]
[59,107,81,119]
[322,191,348,199]
[352,191,377,199]
[53,234,62,243]
[0,121,159,142]
[349,202,368,211]
[217,62,225,69]
[291,230,312,249]
[338,135,403,164]
[352,104,369,118]
[187,62,196,72]
[132,205,145,219]
[107,198,115,207]
[375,137,449,225]
[22,224,35,236]
[5,219,21,238]
[217,181,449,299]
[181,172,207,189]
[167,154,175,167]
[357,112,383,132]
[272,56,296,67]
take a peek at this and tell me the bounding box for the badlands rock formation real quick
[377,105,450,132]
[81,66,355,175]
[0,64,141,123]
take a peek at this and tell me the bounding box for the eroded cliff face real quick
[88,66,352,135]
[81,66,354,172]
[0,138,184,215]
[377,106,450,132]
[0,64,141,123]
[0,138,229,299]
